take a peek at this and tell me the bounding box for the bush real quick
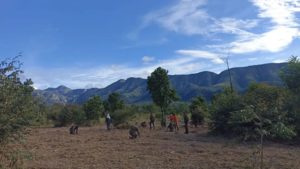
[110,106,136,127]
[46,104,86,127]
[209,86,245,137]
[0,54,42,168]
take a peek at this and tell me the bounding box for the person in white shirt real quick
[105,114,111,131]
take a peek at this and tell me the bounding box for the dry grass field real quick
[20,122,300,169]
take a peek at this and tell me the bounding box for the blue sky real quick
[1,0,300,89]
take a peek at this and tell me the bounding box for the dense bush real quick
[209,86,245,137]
[189,95,209,125]
[46,104,86,127]
[110,106,136,127]
[209,83,297,141]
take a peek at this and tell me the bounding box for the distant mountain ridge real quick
[33,62,287,105]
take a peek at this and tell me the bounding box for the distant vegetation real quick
[1,54,299,168]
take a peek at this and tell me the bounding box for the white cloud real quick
[142,56,155,64]
[142,56,155,62]
[250,0,300,27]
[136,0,300,54]
[176,50,218,59]
[85,84,94,89]
[140,0,260,37]
[111,64,120,71]
[142,0,211,35]
[248,58,257,61]
[212,58,224,64]
[176,50,224,64]
[182,63,202,71]
[209,0,300,54]
[273,59,286,63]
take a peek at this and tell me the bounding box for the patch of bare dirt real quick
[21,122,300,169]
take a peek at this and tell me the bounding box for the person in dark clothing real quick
[191,112,199,128]
[149,113,155,129]
[105,114,111,131]
[183,112,189,134]
[129,124,140,139]
[69,125,78,134]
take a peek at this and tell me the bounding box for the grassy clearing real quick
[17,121,300,169]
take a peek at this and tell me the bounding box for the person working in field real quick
[129,123,140,139]
[174,114,179,131]
[105,114,111,131]
[183,112,189,134]
[149,113,155,129]
[169,114,174,123]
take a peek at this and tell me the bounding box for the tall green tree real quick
[278,56,300,93]
[0,53,43,167]
[103,92,125,113]
[83,95,103,124]
[278,56,300,135]
[147,67,180,127]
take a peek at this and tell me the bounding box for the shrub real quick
[110,106,136,127]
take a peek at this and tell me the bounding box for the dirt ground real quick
[21,122,300,169]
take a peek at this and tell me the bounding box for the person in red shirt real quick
[169,114,174,122]
[173,114,179,131]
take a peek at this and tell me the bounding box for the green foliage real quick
[46,103,86,127]
[189,95,209,124]
[0,54,42,168]
[83,95,104,123]
[167,102,189,115]
[104,92,125,113]
[278,56,300,93]
[209,86,245,136]
[141,103,158,114]
[147,67,180,126]
[278,56,300,135]
[210,83,296,141]
[110,106,136,127]
[243,82,296,140]
[210,93,221,104]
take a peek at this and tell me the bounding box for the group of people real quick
[104,111,197,139]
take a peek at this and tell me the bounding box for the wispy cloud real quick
[209,0,300,54]
[273,59,286,63]
[134,0,259,37]
[176,50,224,64]
[248,58,257,61]
[142,56,155,64]
[134,0,300,54]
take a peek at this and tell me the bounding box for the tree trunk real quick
[226,61,233,93]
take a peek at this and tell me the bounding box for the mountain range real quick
[33,62,287,105]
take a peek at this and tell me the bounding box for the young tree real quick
[242,82,295,169]
[83,95,103,125]
[147,67,180,127]
[0,53,43,167]
[104,92,125,113]
[222,56,234,93]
